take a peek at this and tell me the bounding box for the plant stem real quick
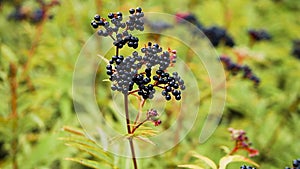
[9,63,18,169]
[124,94,138,169]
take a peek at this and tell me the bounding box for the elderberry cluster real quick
[7,0,59,23]
[105,42,185,101]
[285,158,300,169]
[248,29,272,42]
[240,165,256,169]
[91,7,144,49]
[203,26,235,47]
[176,12,235,47]
[220,56,260,86]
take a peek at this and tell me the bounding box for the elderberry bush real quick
[91,8,185,101]
[220,56,260,86]
[285,158,300,169]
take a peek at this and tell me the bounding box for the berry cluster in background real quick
[220,56,260,86]
[248,29,272,42]
[6,0,59,23]
[175,12,235,47]
[292,40,300,59]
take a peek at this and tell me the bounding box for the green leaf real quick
[62,126,117,168]
[1,44,17,62]
[177,164,205,169]
[66,158,114,169]
[219,146,231,154]
[65,142,113,165]
[219,155,259,169]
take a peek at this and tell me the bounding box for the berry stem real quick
[133,99,146,126]
[9,63,19,169]
[132,118,149,133]
[124,94,138,169]
[116,46,119,57]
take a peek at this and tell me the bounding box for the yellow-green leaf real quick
[191,152,218,169]
[65,142,113,165]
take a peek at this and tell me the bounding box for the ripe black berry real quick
[108,13,114,19]
[165,94,171,100]
[136,7,142,13]
[91,21,98,28]
[129,8,135,14]
[94,14,101,21]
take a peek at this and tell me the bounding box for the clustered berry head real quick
[291,39,300,59]
[105,42,185,101]
[228,128,259,157]
[240,165,256,169]
[220,56,260,86]
[285,158,300,169]
[248,29,272,42]
[7,0,59,23]
[203,26,235,47]
[91,7,144,49]
[175,13,235,48]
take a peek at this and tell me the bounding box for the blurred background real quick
[0,0,300,168]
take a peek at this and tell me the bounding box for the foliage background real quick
[0,0,299,168]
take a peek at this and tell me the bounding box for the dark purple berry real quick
[94,14,101,21]
[175,95,181,100]
[129,8,135,14]
[136,7,142,13]
[91,21,98,28]
[108,13,114,19]
[165,94,171,100]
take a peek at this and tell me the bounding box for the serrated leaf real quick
[66,157,114,169]
[219,155,259,169]
[177,164,205,169]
